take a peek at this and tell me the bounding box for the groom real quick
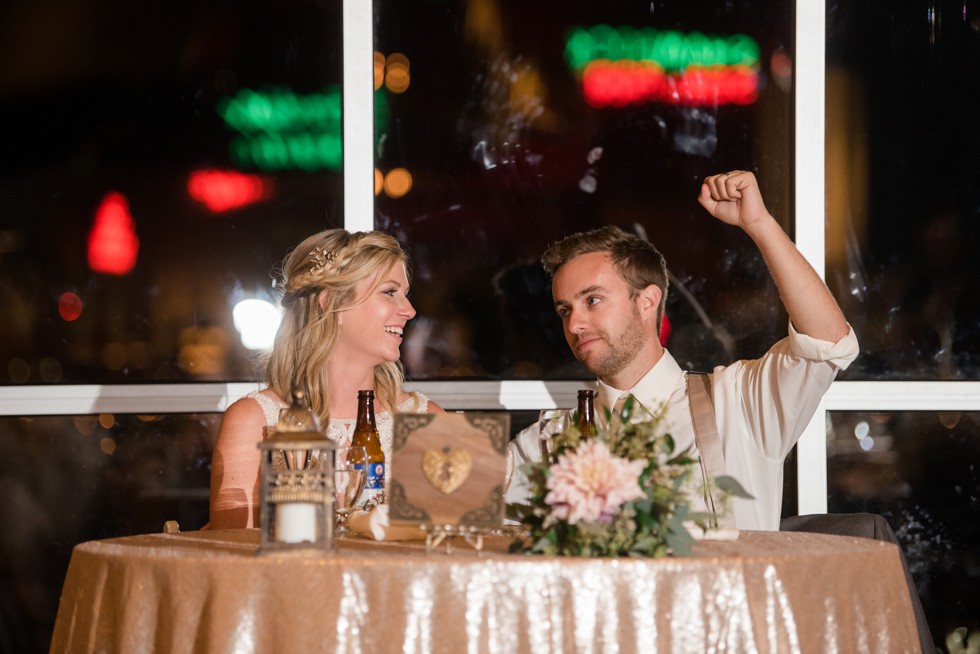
[505,170,859,531]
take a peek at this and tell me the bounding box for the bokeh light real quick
[58,292,83,321]
[374,51,386,90]
[177,326,231,376]
[100,437,117,455]
[770,48,793,93]
[383,168,413,198]
[187,169,271,212]
[218,86,344,172]
[88,192,140,276]
[73,416,98,436]
[232,299,281,350]
[567,26,761,108]
[385,53,411,93]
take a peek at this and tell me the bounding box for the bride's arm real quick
[209,398,266,529]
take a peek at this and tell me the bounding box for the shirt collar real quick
[596,350,685,421]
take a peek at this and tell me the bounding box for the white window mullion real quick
[6,380,979,417]
[794,0,829,515]
[0,383,263,416]
[343,0,375,233]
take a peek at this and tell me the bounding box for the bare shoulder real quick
[224,394,265,421]
[426,399,444,414]
[217,395,267,443]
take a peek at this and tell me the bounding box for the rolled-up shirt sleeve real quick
[715,321,859,462]
[787,320,861,366]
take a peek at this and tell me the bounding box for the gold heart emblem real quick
[422,447,472,494]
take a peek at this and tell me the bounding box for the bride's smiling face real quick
[335,263,415,366]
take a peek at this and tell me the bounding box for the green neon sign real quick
[217,85,389,172]
[218,87,341,133]
[565,25,759,73]
[229,132,342,171]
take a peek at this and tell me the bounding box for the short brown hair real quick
[541,225,669,328]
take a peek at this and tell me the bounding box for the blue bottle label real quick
[367,461,385,489]
[355,462,385,490]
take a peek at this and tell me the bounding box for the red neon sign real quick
[88,192,139,275]
[566,25,762,108]
[187,169,271,213]
[582,61,758,108]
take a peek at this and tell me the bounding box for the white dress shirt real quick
[506,322,859,531]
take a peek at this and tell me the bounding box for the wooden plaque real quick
[388,412,510,528]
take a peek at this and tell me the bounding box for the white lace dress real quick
[248,390,430,487]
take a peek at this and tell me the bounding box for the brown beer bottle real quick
[576,389,598,436]
[349,390,385,507]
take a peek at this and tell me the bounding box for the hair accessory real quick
[309,246,336,274]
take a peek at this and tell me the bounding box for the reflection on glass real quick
[0,3,343,384]
[376,1,792,380]
[828,411,980,647]
[827,1,980,380]
[0,413,218,652]
[0,408,538,652]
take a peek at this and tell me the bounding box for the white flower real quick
[544,440,646,525]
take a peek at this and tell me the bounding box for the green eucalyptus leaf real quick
[513,406,748,560]
[665,529,694,557]
[716,475,754,499]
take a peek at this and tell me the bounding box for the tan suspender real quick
[686,372,735,528]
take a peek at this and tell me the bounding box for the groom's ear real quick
[637,284,662,317]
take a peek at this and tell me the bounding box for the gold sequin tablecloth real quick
[49,528,919,653]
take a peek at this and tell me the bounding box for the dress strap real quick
[401,391,429,413]
[686,372,734,529]
[246,390,286,429]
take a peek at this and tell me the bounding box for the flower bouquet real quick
[510,398,751,558]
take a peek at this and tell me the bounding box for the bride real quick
[208,228,442,529]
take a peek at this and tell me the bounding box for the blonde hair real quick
[266,229,409,425]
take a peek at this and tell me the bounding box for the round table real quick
[50,528,919,653]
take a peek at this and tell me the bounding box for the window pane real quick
[375,2,792,379]
[828,411,980,645]
[827,1,980,380]
[0,2,342,385]
[0,413,216,651]
[0,407,537,651]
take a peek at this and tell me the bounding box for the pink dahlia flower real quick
[544,440,646,525]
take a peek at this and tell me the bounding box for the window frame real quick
[3,0,977,514]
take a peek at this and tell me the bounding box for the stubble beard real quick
[576,307,647,381]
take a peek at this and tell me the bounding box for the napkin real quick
[347,504,427,541]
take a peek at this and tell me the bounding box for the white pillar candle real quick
[274,503,317,543]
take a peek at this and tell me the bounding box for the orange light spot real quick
[383,168,412,198]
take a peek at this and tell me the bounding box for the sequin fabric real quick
[50,530,921,654]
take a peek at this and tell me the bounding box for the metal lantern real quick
[257,393,336,556]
